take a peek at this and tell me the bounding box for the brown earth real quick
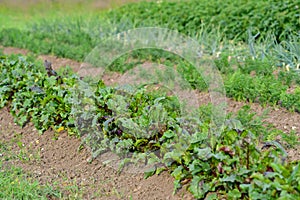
[0,109,193,200]
[0,46,299,199]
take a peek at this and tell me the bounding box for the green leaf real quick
[144,167,156,179]
[194,147,212,161]
[164,151,182,164]
[227,188,242,199]
[134,138,148,146]
[173,179,182,194]
[212,152,227,161]
[155,167,166,175]
[189,160,202,175]
[205,193,218,200]
[189,176,210,199]
[226,118,244,132]
[162,130,175,139]
[270,163,289,177]
[237,167,252,176]
[171,165,184,180]
[220,174,236,183]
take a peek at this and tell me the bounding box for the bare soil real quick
[0,109,193,199]
[0,46,299,199]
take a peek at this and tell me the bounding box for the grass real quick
[0,140,62,199]
[0,128,132,199]
[0,0,140,29]
[0,163,62,199]
[0,128,83,199]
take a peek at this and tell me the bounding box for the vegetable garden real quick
[0,0,299,199]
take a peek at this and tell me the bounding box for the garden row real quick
[136,50,300,112]
[0,0,299,63]
[1,0,299,198]
[107,0,299,41]
[0,54,299,199]
[0,0,299,114]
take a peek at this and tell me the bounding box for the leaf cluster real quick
[224,60,300,111]
[107,0,299,42]
[1,55,299,199]
[0,55,76,133]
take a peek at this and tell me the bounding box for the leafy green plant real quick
[75,81,183,160]
[225,71,288,105]
[272,34,300,68]
[237,57,274,76]
[72,75,300,199]
[1,53,299,200]
[1,0,299,64]
[140,116,299,199]
[280,87,300,112]
[277,70,300,87]
[107,0,299,42]
[0,55,77,133]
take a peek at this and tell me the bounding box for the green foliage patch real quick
[0,0,299,64]
[225,71,288,105]
[107,0,299,41]
[0,55,76,133]
[1,1,300,199]
[280,87,300,113]
[0,140,62,199]
[0,163,62,199]
[0,55,299,199]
